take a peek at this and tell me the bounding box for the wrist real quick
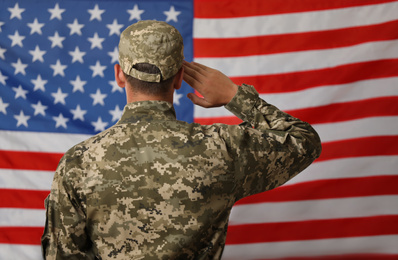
[225,83,239,105]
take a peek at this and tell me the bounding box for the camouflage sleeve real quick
[41,155,94,260]
[223,84,322,199]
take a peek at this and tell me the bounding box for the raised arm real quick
[183,61,322,198]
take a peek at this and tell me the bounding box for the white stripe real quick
[229,195,398,225]
[0,208,45,227]
[194,76,398,118]
[194,39,398,77]
[0,130,91,153]
[313,117,398,143]
[287,155,398,186]
[194,2,398,38]
[0,244,42,260]
[221,235,398,260]
[0,169,53,190]
[264,77,398,111]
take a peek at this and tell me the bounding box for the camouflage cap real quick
[119,20,184,82]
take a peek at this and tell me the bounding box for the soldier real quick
[42,20,321,259]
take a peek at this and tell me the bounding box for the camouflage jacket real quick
[41,84,321,260]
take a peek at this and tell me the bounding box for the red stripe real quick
[255,254,398,260]
[0,189,49,209]
[225,215,398,244]
[286,97,398,125]
[194,20,398,58]
[194,0,397,18]
[0,150,63,171]
[235,175,398,205]
[231,59,398,94]
[0,227,43,245]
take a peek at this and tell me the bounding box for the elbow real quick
[313,129,322,159]
[311,139,322,160]
[303,129,322,160]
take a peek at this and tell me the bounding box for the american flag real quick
[1,0,398,259]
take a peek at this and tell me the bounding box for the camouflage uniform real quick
[42,20,321,259]
[41,83,321,259]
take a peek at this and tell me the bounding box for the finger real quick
[183,64,206,89]
[191,61,211,72]
[183,72,206,96]
[182,70,197,88]
[187,93,212,108]
[184,61,207,77]
[182,62,196,77]
[182,60,197,72]
[183,61,202,76]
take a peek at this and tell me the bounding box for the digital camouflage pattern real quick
[41,84,322,259]
[119,20,184,83]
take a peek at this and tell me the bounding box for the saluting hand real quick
[183,61,238,108]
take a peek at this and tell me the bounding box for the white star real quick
[108,80,123,93]
[69,75,86,93]
[106,19,124,36]
[69,46,86,63]
[50,59,67,77]
[0,71,8,85]
[164,6,181,22]
[48,3,65,20]
[11,59,28,75]
[108,47,119,64]
[173,91,183,106]
[27,18,45,35]
[53,113,69,128]
[88,4,105,21]
[127,4,144,21]
[92,117,108,132]
[89,61,106,78]
[51,88,68,105]
[14,110,30,127]
[0,47,6,60]
[90,89,107,106]
[29,45,46,63]
[31,74,47,91]
[67,19,84,36]
[8,3,25,20]
[109,105,123,122]
[0,98,10,115]
[87,32,105,50]
[8,30,25,47]
[70,105,87,121]
[31,101,47,116]
[12,85,28,99]
[0,21,4,32]
[48,31,65,48]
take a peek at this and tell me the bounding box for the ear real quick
[173,67,184,90]
[114,64,127,89]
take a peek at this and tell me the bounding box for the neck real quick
[126,89,174,104]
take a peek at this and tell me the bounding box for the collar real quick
[117,100,177,125]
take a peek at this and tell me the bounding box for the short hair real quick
[124,63,176,96]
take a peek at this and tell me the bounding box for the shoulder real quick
[58,125,120,174]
